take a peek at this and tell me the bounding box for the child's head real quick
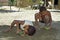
[39,6,47,12]
[24,25,36,36]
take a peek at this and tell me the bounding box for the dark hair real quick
[27,25,36,36]
[39,6,47,12]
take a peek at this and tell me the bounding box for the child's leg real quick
[16,23,21,34]
[5,20,16,32]
[48,23,52,29]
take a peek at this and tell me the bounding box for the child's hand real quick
[18,31,25,36]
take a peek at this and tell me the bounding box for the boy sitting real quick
[35,6,52,29]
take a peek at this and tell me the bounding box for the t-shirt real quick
[20,20,33,30]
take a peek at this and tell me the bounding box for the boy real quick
[5,20,36,36]
[35,6,52,29]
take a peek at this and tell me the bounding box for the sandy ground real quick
[0,6,60,40]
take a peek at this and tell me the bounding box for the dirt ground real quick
[0,6,60,40]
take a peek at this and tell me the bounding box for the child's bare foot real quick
[3,29,11,32]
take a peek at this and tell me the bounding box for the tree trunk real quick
[10,5,11,11]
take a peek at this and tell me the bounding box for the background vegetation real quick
[10,0,41,7]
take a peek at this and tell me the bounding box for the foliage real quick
[8,0,15,6]
[8,0,42,7]
[17,0,41,7]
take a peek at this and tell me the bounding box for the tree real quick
[9,0,14,10]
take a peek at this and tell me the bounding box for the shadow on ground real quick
[0,9,19,13]
[0,21,60,40]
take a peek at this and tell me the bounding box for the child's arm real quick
[48,11,52,25]
[35,13,38,22]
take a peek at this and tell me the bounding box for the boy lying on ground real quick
[5,20,36,36]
